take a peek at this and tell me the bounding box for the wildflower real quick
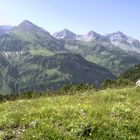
[29,120,38,128]
[81,109,86,116]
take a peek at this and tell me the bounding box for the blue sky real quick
[0,0,140,39]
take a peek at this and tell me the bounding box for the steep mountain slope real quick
[9,20,65,52]
[0,53,16,94]
[0,53,115,94]
[119,64,140,82]
[54,29,140,76]
[0,34,29,52]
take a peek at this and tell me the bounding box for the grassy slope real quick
[0,87,140,139]
[120,64,140,82]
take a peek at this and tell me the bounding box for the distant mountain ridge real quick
[53,28,140,76]
[53,29,140,53]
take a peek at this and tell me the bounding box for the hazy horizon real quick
[0,0,140,39]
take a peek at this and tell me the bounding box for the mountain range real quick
[53,29,140,75]
[0,20,139,94]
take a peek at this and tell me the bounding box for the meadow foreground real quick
[0,87,140,139]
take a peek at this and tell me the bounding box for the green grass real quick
[0,87,140,139]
